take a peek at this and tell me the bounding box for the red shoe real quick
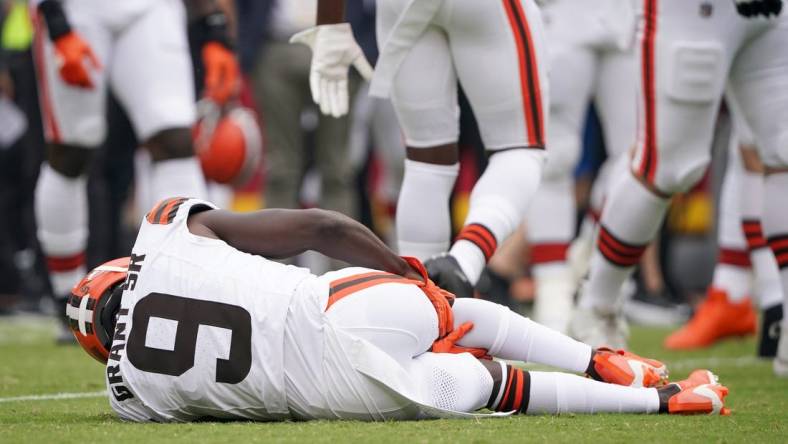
[664,288,756,350]
[590,347,669,388]
[661,369,730,415]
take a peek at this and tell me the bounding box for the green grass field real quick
[1,315,786,443]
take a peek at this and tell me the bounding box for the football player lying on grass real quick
[67,197,729,422]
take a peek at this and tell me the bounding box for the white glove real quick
[290,23,374,118]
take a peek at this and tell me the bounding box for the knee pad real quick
[666,41,725,104]
[639,151,711,194]
[411,352,492,413]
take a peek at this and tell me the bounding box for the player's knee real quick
[650,155,711,195]
[46,143,95,178]
[666,41,726,104]
[145,128,195,162]
[541,134,581,181]
[412,352,491,412]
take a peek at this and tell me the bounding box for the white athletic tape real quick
[0,390,106,403]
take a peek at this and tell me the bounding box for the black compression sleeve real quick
[38,0,72,40]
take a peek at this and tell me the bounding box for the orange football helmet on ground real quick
[66,257,129,363]
[194,100,262,187]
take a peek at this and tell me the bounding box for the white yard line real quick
[0,390,106,403]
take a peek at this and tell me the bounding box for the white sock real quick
[34,164,88,297]
[740,167,784,309]
[396,160,459,260]
[580,172,669,312]
[450,149,544,283]
[528,175,575,275]
[452,298,592,373]
[711,264,751,302]
[762,173,788,320]
[150,157,207,205]
[527,371,660,414]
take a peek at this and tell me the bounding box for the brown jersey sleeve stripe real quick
[160,197,188,224]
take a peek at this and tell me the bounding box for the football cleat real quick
[759,304,783,357]
[664,288,756,350]
[589,347,668,388]
[424,253,474,299]
[659,369,730,415]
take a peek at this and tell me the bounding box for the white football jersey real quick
[105,198,315,422]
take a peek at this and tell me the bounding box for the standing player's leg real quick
[383,21,461,262]
[570,1,738,347]
[665,128,757,350]
[110,0,206,206]
[525,5,596,333]
[31,8,111,340]
[426,0,546,297]
[726,16,788,375]
[728,96,785,357]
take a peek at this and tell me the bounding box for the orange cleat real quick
[664,288,756,350]
[590,347,669,388]
[660,369,730,415]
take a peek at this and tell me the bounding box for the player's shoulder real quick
[143,197,218,227]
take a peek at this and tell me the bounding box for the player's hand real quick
[432,322,491,359]
[202,41,239,105]
[53,31,101,89]
[290,23,373,118]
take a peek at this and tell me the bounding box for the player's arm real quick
[183,0,239,104]
[33,0,101,88]
[188,208,422,280]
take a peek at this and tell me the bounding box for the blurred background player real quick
[665,99,784,357]
[292,0,548,298]
[570,0,788,357]
[525,0,638,333]
[31,0,238,339]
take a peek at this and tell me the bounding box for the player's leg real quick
[110,0,206,206]
[525,9,596,333]
[728,97,784,357]
[411,352,726,415]
[31,7,110,336]
[665,128,757,350]
[376,0,461,261]
[571,1,738,347]
[726,16,788,375]
[431,0,546,294]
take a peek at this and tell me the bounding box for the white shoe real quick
[569,305,629,349]
[533,273,575,334]
[775,322,788,378]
